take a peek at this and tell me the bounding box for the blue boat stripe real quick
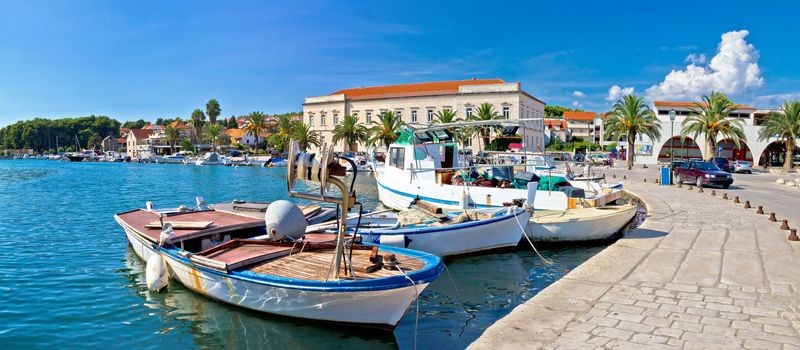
[375,177,495,209]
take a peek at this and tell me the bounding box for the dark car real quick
[674,161,733,188]
[712,157,732,172]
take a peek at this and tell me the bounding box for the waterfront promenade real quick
[470,169,800,349]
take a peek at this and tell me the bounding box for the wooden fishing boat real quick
[116,142,444,328]
[527,203,638,242]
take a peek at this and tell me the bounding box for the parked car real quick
[669,160,685,175]
[712,157,732,172]
[586,153,612,166]
[674,161,733,188]
[732,160,753,174]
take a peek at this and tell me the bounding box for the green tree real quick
[603,94,662,170]
[267,114,297,151]
[244,111,268,152]
[433,108,460,124]
[189,109,206,138]
[201,123,225,151]
[180,139,194,153]
[758,99,800,171]
[164,124,183,155]
[681,92,746,161]
[367,111,406,148]
[468,103,502,149]
[228,116,238,129]
[545,105,581,118]
[122,119,149,129]
[332,114,368,152]
[206,99,221,124]
[291,122,320,151]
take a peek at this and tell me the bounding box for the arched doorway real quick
[718,139,752,162]
[657,136,703,162]
[759,141,799,167]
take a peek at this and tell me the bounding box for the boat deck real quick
[116,209,265,243]
[249,248,425,281]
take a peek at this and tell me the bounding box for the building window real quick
[389,147,405,170]
[411,110,417,123]
[427,109,434,122]
[464,135,472,147]
[333,113,339,125]
[366,112,372,123]
[321,114,326,125]
[396,110,402,120]
[466,107,473,118]
[352,112,358,122]
[309,115,314,126]
[503,106,510,119]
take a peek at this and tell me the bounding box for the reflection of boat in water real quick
[121,247,398,350]
[115,142,444,328]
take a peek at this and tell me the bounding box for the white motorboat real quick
[527,204,638,242]
[154,152,191,164]
[313,206,529,257]
[195,152,229,166]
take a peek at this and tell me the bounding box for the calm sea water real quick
[0,160,606,349]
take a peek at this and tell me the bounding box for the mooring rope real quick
[513,209,554,265]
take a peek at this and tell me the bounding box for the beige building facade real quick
[302,79,546,153]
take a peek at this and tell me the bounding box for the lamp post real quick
[669,109,676,168]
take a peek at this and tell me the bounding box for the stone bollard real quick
[613,174,616,178]
[734,196,740,204]
[711,190,716,196]
[698,187,704,193]
[678,183,683,188]
[744,201,751,209]
[623,175,627,180]
[757,206,764,214]
[654,178,659,184]
[769,213,777,222]
[780,220,790,230]
[789,229,799,241]
[688,185,694,190]
[644,178,647,183]
[723,193,729,200]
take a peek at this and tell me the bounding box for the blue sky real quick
[1,0,800,126]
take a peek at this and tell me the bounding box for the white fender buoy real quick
[265,200,307,241]
[146,254,170,292]
[525,182,538,210]
[458,189,469,209]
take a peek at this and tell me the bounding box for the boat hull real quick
[528,204,637,242]
[154,157,187,164]
[118,217,437,328]
[358,209,528,257]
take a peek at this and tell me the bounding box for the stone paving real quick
[469,177,800,349]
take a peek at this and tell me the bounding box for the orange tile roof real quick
[654,101,754,110]
[331,79,505,101]
[169,121,191,129]
[544,118,567,129]
[225,129,248,138]
[563,111,597,121]
[128,129,152,139]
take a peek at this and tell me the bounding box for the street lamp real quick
[669,109,676,168]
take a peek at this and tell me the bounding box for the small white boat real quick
[528,204,638,242]
[155,152,191,164]
[329,206,529,257]
[195,152,228,166]
[265,157,288,167]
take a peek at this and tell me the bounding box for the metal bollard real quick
[722,193,728,200]
[734,196,740,204]
[710,190,716,196]
[756,206,764,214]
[789,229,799,241]
[698,187,704,193]
[744,201,751,209]
[769,213,777,222]
[780,220,790,230]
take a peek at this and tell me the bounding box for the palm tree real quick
[434,108,460,124]
[189,109,206,138]
[367,111,406,148]
[758,99,800,172]
[468,103,502,149]
[681,92,746,161]
[206,99,221,124]
[332,114,368,152]
[604,94,662,170]
[292,122,320,151]
[267,114,297,151]
[163,125,183,155]
[244,111,268,152]
[201,123,224,151]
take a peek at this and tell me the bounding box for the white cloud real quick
[572,100,583,108]
[606,85,635,102]
[645,30,764,101]
[685,53,706,65]
[573,91,586,98]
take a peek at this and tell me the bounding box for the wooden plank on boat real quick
[232,202,269,212]
[144,221,213,230]
[416,200,443,214]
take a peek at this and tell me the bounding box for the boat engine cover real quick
[559,186,586,198]
[264,200,307,241]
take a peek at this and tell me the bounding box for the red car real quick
[674,160,733,189]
